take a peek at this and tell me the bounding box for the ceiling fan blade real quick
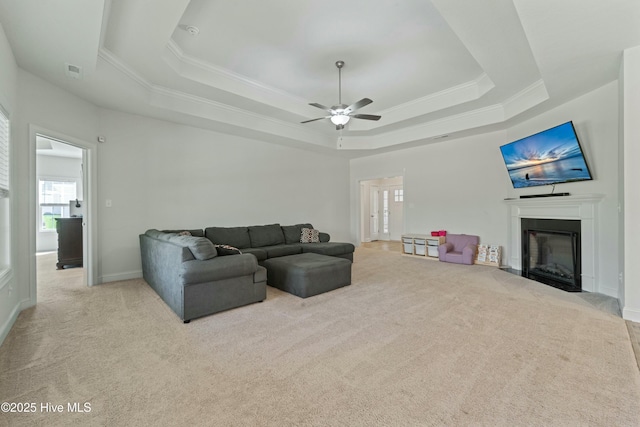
[309,102,332,112]
[351,114,381,121]
[301,116,330,124]
[345,98,373,114]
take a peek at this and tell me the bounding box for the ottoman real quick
[263,253,352,298]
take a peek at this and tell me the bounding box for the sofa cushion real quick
[298,242,355,257]
[180,254,258,285]
[300,228,320,243]
[241,247,268,262]
[282,223,313,244]
[248,223,285,247]
[169,235,217,260]
[145,229,216,260]
[145,229,167,239]
[162,229,205,237]
[205,226,251,249]
[263,244,302,258]
[446,234,480,252]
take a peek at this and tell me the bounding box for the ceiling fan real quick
[301,60,381,130]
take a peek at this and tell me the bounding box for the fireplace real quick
[521,218,581,292]
[504,194,603,293]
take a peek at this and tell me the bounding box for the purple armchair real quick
[438,234,479,265]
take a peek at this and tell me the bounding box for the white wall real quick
[13,70,99,310]
[95,109,351,282]
[0,21,19,345]
[12,68,351,288]
[351,81,623,298]
[351,130,509,252]
[507,82,621,297]
[36,155,83,252]
[622,46,640,322]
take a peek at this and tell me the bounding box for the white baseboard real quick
[622,306,640,323]
[99,270,142,284]
[0,301,23,347]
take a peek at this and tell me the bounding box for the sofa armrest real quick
[462,244,477,256]
[462,244,478,265]
[180,254,258,285]
[438,242,453,256]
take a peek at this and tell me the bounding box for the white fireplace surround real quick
[504,194,604,293]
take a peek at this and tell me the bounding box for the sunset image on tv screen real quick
[499,122,592,188]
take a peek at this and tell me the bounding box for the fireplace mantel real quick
[504,194,604,292]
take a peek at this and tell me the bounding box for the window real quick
[0,106,9,275]
[394,189,403,202]
[0,106,8,198]
[383,190,389,234]
[39,180,77,231]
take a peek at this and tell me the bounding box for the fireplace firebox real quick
[521,218,581,292]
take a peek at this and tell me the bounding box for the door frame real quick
[358,175,404,244]
[369,184,380,241]
[29,125,98,304]
[388,184,404,241]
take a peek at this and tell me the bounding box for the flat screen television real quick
[499,121,593,189]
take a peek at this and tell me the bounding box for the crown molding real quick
[98,47,549,152]
[349,73,496,131]
[98,47,335,148]
[338,79,548,150]
[164,39,311,115]
[165,39,501,130]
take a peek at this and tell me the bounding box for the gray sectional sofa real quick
[205,223,354,263]
[139,223,354,322]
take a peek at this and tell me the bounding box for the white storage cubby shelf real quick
[401,234,445,260]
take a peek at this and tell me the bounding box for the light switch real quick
[106,199,112,208]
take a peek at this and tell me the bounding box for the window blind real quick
[0,107,8,198]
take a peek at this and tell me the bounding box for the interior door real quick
[389,185,404,240]
[370,185,379,241]
[379,188,390,241]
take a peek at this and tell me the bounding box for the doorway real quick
[36,136,85,283]
[360,176,404,242]
[30,126,97,306]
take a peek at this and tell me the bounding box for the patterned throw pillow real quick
[178,231,192,236]
[300,228,320,243]
[214,244,242,256]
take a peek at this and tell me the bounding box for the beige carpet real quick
[1,248,639,426]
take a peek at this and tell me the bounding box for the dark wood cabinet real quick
[55,217,83,269]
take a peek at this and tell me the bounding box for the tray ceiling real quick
[1,0,638,156]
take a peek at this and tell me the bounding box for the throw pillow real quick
[282,223,314,244]
[300,228,319,243]
[178,230,192,236]
[214,244,243,256]
[171,235,217,260]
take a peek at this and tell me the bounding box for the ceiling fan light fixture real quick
[330,114,350,126]
[301,60,381,129]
